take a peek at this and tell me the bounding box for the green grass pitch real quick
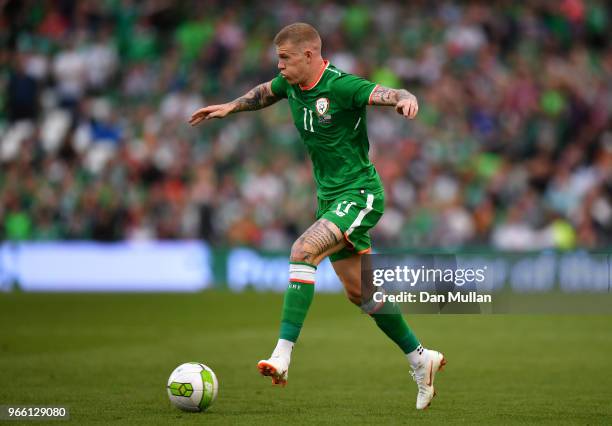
[0,292,610,425]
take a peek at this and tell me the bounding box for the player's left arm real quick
[369,86,418,119]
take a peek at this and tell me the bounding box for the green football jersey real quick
[271,61,384,200]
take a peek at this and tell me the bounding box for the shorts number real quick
[335,201,356,217]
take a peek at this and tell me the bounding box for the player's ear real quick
[303,48,312,63]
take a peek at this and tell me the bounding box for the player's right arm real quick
[188,81,280,126]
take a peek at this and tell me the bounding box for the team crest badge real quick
[315,98,329,115]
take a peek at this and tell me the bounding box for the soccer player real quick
[189,23,445,410]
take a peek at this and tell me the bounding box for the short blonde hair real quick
[273,22,321,49]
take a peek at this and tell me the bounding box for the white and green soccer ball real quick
[167,363,218,412]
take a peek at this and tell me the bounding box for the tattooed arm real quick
[230,81,280,113]
[368,85,419,119]
[189,81,280,126]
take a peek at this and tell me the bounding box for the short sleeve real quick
[333,74,378,109]
[271,74,289,98]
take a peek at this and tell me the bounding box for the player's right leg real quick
[257,219,345,386]
[332,254,446,410]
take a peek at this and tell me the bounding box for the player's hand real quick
[188,103,235,126]
[395,95,418,119]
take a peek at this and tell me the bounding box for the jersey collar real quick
[299,60,329,91]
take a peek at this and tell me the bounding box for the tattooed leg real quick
[290,219,345,266]
[266,219,345,348]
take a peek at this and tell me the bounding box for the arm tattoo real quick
[294,219,342,263]
[231,81,280,112]
[369,86,414,106]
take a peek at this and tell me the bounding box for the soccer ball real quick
[167,362,218,412]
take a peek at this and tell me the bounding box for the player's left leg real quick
[332,254,446,410]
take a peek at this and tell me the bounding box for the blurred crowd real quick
[1,0,611,251]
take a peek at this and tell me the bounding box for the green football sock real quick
[370,309,420,354]
[279,262,316,342]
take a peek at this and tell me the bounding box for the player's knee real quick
[339,276,361,305]
[345,287,361,306]
[290,240,316,265]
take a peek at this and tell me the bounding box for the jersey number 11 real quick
[303,108,314,133]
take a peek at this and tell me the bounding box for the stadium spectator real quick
[1,0,610,250]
